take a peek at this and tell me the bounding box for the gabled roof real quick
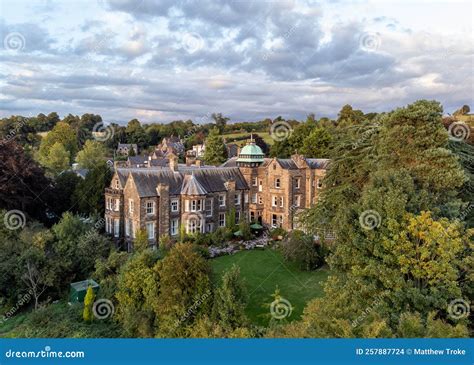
[181,174,208,195]
[306,159,330,169]
[116,166,248,197]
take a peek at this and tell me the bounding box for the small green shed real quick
[69,279,99,303]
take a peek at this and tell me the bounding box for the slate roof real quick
[306,159,330,169]
[181,174,208,195]
[221,157,329,170]
[116,166,248,197]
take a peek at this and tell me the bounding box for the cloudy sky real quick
[0,0,472,124]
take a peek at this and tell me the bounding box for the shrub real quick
[280,230,323,271]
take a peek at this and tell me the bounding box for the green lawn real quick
[211,249,329,326]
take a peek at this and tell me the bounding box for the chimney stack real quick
[169,153,178,171]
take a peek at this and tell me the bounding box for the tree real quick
[155,243,211,337]
[115,249,160,337]
[299,100,472,336]
[133,228,149,252]
[225,208,237,233]
[280,230,323,271]
[212,265,248,330]
[301,127,332,158]
[337,104,364,126]
[73,163,112,215]
[125,119,149,149]
[20,243,56,310]
[76,140,107,170]
[83,286,95,322]
[52,171,82,216]
[38,121,78,164]
[203,127,227,165]
[212,113,229,133]
[40,142,70,175]
[0,141,52,222]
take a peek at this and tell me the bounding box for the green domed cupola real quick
[237,137,264,167]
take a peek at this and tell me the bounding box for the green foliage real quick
[300,127,332,158]
[38,121,78,164]
[280,230,325,271]
[225,208,237,233]
[73,163,112,215]
[115,250,161,337]
[212,265,248,331]
[238,219,252,241]
[0,302,122,338]
[83,286,95,322]
[76,140,107,170]
[52,171,82,216]
[133,229,149,252]
[93,251,129,300]
[298,100,472,336]
[39,142,70,175]
[203,127,228,165]
[155,243,212,337]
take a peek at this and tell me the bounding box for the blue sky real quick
[0,0,472,124]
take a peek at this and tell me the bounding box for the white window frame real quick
[258,195,263,204]
[295,195,301,207]
[295,178,300,189]
[114,219,120,237]
[219,194,226,207]
[219,212,226,227]
[235,193,241,206]
[272,214,278,228]
[171,199,179,212]
[187,218,201,234]
[125,219,130,237]
[258,180,263,192]
[114,199,120,211]
[205,198,213,217]
[146,222,155,240]
[272,196,277,207]
[252,177,258,186]
[280,197,284,208]
[146,201,155,215]
[170,218,179,236]
[128,199,134,214]
[251,193,257,204]
[275,178,281,189]
[244,193,249,204]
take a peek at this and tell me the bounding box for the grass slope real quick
[222,131,274,146]
[211,249,329,326]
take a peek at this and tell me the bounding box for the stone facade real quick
[105,141,328,248]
